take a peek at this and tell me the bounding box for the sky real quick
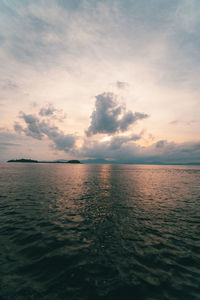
[0,0,200,163]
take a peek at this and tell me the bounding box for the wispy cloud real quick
[0,79,19,91]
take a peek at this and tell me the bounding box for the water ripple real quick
[0,164,200,299]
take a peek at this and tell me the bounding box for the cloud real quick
[76,132,140,160]
[0,128,37,160]
[169,120,179,125]
[0,79,19,91]
[0,142,19,146]
[39,105,58,117]
[39,104,66,121]
[51,134,75,152]
[18,113,44,139]
[1,0,200,93]
[169,119,197,126]
[109,134,141,150]
[13,94,148,157]
[0,142,20,150]
[145,140,200,162]
[13,106,200,163]
[116,81,129,89]
[77,137,200,163]
[76,135,141,161]
[86,93,149,136]
[0,128,24,143]
[155,140,166,148]
[15,111,76,152]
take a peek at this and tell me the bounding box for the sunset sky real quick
[0,0,200,163]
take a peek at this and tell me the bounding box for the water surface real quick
[0,163,200,299]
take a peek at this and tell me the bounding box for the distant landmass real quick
[7,159,38,163]
[81,159,200,165]
[6,158,200,165]
[40,159,81,164]
[7,159,81,164]
[66,160,81,164]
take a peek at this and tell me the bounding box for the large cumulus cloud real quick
[86,93,149,136]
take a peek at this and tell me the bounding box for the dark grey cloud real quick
[76,137,200,163]
[19,113,44,139]
[52,134,75,151]
[15,112,76,152]
[146,140,200,162]
[155,140,166,148]
[76,135,141,161]
[39,104,66,121]
[13,107,200,163]
[39,105,57,117]
[0,142,20,151]
[109,134,141,150]
[120,111,148,132]
[12,96,200,163]
[76,132,141,160]
[77,133,142,157]
[14,122,24,134]
[140,140,200,163]
[86,93,149,136]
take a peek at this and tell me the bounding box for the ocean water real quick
[0,163,200,300]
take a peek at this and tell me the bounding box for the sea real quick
[0,163,200,300]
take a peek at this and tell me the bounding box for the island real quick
[67,160,81,164]
[7,159,38,163]
[7,158,81,164]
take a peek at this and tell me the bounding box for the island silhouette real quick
[7,159,81,164]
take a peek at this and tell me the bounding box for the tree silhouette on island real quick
[7,159,81,164]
